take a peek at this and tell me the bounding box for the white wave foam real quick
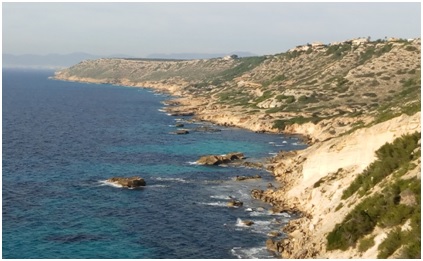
[148,184,169,188]
[235,218,254,227]
[249,211,267,217]
[251,220,271,226]
[158,109,166,112]
[231,246,273,259]
[153,177,189,183]
[268,142,275,144]
[198,202,227,207]
[187,161,200,165]
[282,140,287,144]
[268,152,277,155]
[97,180,123,188]
[275,144,284,147]
[210,195,231,200]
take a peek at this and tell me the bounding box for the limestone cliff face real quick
[54,38,421,259]
[265,112,421,258]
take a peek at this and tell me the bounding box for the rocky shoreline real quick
[53,74,310,255]
[54,63,421,258]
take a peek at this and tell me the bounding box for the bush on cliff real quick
[342,132,420,199]
[327,133,421,256]
[327,176,420,254]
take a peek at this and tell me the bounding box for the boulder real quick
[169,111,194,116]
[197,155,222,165]
[107,176,146,188]
[266,239,277,252]
[194,126,221,132]
[196,152,244,165]
[175,123,184,128]
[227,199,243,207]
[268,231,281,237]
[226,152,245,160]
[242,220,254,226]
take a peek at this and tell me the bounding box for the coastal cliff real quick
[55,37,421,258]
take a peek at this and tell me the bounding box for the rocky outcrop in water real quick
[196,152,245,165]
[227,199,243,207]
[193,126,221,132]
[235,174,261,181]
[107,176,146,188]
[174,129,189,135]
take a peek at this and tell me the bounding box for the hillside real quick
[55,37,421,258]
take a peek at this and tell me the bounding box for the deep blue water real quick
[2,69,306,259]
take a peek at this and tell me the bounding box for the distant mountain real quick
[145,51,256,60]
[2,53,134,69]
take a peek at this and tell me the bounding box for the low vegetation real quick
[342,132,420,199]
[327,133,421,257]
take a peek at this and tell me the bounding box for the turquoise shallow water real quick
[2,69,306,258]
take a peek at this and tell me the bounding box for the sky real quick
[2,2,421,57]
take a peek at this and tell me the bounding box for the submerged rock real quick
[235,174,262,181]
[193,126,221,132]
[169,111,194,116]
[107,176,146,188]
[175,129,189,135]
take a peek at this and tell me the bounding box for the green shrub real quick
[405,46,418,52]
[359,47,375,64]
[297,95,319,103]
[328,168,421,253]
[216,56,266,82]
[363,92,377,98]
[342,132,420,199]
[377,228,403,258]
[276,94,295,103]
[272,120,286,130]
[313,178,325,188]
[327,44,352,59]
[358,236,376,252]
[327,207,376,251]
[285,96,296,104]
[254,90,273,103]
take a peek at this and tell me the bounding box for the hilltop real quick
[55,37,421,258]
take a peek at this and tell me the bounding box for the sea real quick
[2,68,306,259]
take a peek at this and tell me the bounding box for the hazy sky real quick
[3,2,421,57]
